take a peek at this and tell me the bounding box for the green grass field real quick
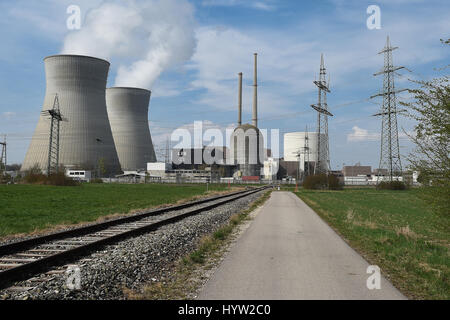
[295,188,449,300]
[0,183,230,238]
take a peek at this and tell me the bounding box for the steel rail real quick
[0,186,267,290]
[0,187,259,257]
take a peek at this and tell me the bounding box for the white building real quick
[66,169,92,182]
[147,162,172,177]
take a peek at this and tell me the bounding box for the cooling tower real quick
[22,54,121,175]
[106,87,157,172]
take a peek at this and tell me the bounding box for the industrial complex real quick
[7,36,411,186]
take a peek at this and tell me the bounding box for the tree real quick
[6,163,21,171]
[400,39,449,214]
[97,158,107,178]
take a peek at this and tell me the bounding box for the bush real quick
[23,166,48,184]
[47,172,79,186]
[0,173,12,184]
[327,174,343,190]
[23,166,79,186]
[376,181,407,190]
[303,174,343,190]
[90,178,104,184]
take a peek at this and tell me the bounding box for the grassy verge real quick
[125,189,272,300]
[295,188,449,300]
[0,183,239,238]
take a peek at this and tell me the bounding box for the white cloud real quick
[186,5,449,123]
[2,112,16,119]
[202,0,275,11]
[62,0,196,90]
[347,126,379,142]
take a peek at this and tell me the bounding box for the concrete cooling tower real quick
[22,55,122,174]
[106,87,157,172]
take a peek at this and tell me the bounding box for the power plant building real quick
[22,55,121,174]
[230,54,264,178]
[106,87,156,172]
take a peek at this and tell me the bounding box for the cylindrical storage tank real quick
[284,132,322,162]
[106,87,156,172]
[22,54,121,174]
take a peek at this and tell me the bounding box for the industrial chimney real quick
[106,87,157,172]
[238,72,242,126]
[252,53,258,128]
[22,54,121,174]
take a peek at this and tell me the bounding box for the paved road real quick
[198,191,405,300]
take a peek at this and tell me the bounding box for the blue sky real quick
[0,0,448,169]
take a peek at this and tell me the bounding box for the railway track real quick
[0,186,267,291]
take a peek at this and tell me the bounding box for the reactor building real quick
[106,87,157,172]
[22,54,122,175]
[230,53,264,179]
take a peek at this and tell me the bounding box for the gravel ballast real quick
[0,190,265,300]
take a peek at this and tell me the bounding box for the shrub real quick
[303,174,328,190]
[47,172,79,186]
[22,166,79,186]
[327,174,343,190]
[303,174,343,190]
[90,178,104,184]
[23,166,48,184]
[376,181,407,190]
[0,173,12,184]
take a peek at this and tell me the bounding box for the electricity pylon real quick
[0,135,6,174]
[165,136,171,164]
[371,36,406,182]
[292,127,311,181]
[303,127,310,177]
[311,54,333,174]
[41,94,64,175]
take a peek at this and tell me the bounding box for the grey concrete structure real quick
[342,165,372,177]
[199,192,406,300]
[106,87,156,172]
[238,72,242,126]
[230,124,264,177]
[252,53,258,128]
[230,54,263,178]
[22,55,121,175]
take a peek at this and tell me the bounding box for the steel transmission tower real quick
[165,136,171,164]
[41,94,64,175]
[303,127,310,177]
[371,36,406,182]
[292,126,311,181]
[311,54,333,174]
[0,135,6,174]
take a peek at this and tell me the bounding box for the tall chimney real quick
[238,72,242,126]
[252,53,258,128]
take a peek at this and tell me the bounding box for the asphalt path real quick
[198,191,405,300]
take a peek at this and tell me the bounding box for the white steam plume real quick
[62,0,196,89]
